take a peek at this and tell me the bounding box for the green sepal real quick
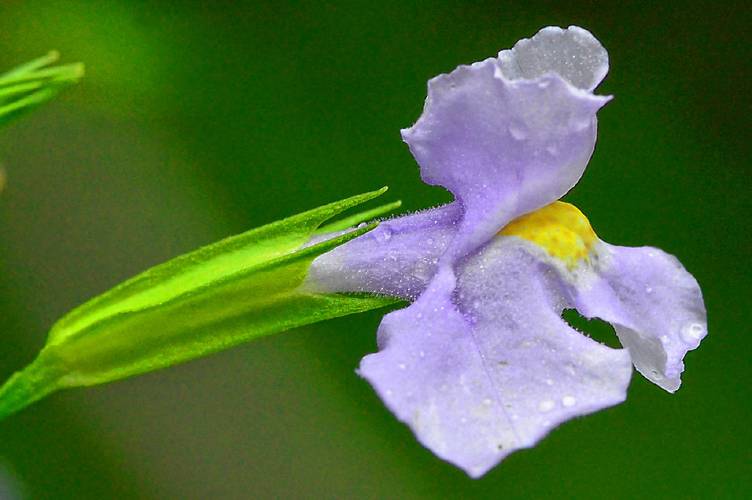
[0,188,402,420]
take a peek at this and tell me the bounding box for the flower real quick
[306,26,707,477]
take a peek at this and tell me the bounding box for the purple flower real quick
[306,26,707,477]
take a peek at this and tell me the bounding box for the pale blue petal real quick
[359,238,632,477]
[402,26,610,260]
[572,243,707,392]
[305,203,460,299]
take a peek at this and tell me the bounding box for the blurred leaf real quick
[0,187,402,420]
[0,51,83,128]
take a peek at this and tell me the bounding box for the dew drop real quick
[572,117,591,131]
[398,363,407,370]
[545,144,559,156]
[538,400,555,413]
[419,350,425,358]
[482,398,493,406]
[374,227,392,243]
[680,322,705,344]
[544,378,554,386]
[508,123,527,141]
[562,396,576,407]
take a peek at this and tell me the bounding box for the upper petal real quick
[402,26,610,260]
[359,237,632,477]
[571,243,707,392]
[497,25,609,91]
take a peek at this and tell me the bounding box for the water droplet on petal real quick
[374,227,392,243]
[562,396,576,407]
[508,123,527,141]
[538,400,555,412]
[680,322,705,344]
[571,116,592,132]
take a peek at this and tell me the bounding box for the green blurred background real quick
[0,1,749,498]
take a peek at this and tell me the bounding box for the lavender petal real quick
[572,244,707,392]
[402,26,610,260]
[359,238,632,477]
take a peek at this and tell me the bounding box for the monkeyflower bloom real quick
[307,26,707,477]
[0,25,707,479]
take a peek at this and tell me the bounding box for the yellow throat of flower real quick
[500,201,597,267]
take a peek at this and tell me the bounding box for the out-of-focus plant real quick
[0,52,82,195]
[0,51,83,129]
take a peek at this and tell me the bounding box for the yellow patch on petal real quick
[500,201,597,267]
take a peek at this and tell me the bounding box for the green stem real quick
[0,353,63,420]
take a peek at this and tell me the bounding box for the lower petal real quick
[572,243,707,392]
[359,238,632,477]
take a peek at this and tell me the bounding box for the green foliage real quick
[0,188,402,420]
[0,51,83,128]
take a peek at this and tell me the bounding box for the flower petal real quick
[359,238,632,477]
[305,203,460,300]
[402,26,610,260]
[572,244,707,392]
[497,25,609,91]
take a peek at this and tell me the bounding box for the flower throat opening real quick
[500,201,597,267]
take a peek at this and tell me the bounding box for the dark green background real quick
[0,1,749,498]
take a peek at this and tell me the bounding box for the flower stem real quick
[0,354,62,421]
